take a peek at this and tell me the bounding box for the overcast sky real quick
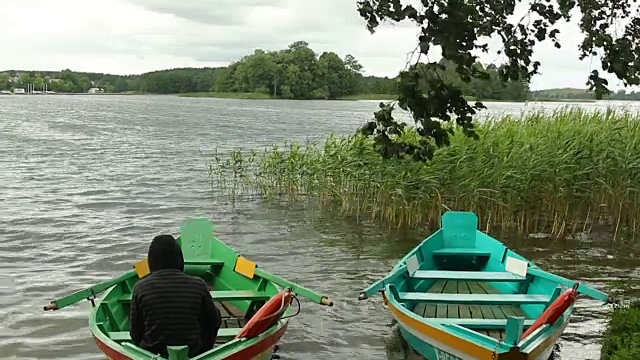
[2,0,637,91]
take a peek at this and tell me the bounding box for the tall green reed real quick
[209,107,640,240]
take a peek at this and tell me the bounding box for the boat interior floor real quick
[413,280,529,341]
[216,301,248,343]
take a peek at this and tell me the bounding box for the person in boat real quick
[129,234,222,358]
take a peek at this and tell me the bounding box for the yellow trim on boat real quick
[386,299,496,359]
[134,258,150,278]
[235,256,257,279]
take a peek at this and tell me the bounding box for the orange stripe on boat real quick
[387,300,495,359]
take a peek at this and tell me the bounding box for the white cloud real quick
[0,0,637,90]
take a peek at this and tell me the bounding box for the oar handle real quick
[255,268,334,307]
[42,270,137,311]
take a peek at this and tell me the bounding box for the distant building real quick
[88,87,104,94]
[8,76,20,83]
[13,88,25,94]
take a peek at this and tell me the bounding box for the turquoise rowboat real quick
[359,211,609,360]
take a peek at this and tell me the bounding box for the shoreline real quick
[0,91,621,103]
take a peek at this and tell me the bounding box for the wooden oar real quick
[254,267,333,306]
[43,270,138,311]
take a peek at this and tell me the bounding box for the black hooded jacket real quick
[129,235,221,358]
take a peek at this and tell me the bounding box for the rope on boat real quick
[279,293,301,320]
[87,289,96,308]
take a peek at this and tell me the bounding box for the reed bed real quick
[209,107,640,239]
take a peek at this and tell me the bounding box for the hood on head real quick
[147,234,184,273]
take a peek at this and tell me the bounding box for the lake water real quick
[1,95,639,360]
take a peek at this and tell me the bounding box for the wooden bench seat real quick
[399,292,549,305]
[432,248,491,257]
[426,318,536,329]
[411,270,525,282]
[182,260,225,266]
[109,328,241,342]
[118,290,270,303]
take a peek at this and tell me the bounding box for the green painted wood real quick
[118,290,270,303]
[432,248,491,257]
[182,259,225,266]
[430,318,535,328]
[412,270,525,282]
[167,345,189,360]
[109,328,242,342]
[398,292,550,305]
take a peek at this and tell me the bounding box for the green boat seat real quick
[183,260,225,266]
[432,248,491,257]
[109,331,134,341]
[398,292,550,305]
[118,290,270,303]
[426,318,536,329]
[108,328,242,342]
[207,290,270,302]
[411,270,525,282]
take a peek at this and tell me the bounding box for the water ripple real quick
[1,95,639,360]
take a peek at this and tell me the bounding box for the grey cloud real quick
[126,0,289,26]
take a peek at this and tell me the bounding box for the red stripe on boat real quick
[93,323,288,360]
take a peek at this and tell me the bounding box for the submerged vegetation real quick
[601,301,640,360]
[210,108,640,240]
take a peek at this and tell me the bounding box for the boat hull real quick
[94,322,288,360]
[389,295,572,360]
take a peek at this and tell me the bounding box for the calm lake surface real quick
[1,95,640,360]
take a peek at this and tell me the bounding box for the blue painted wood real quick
[528,267,609,303]
[504,316,525,345]
[398,292,550,305]
[411,270,525,282]
[432,248,491,256]
[426,318,536,328]
[441,212,478,248]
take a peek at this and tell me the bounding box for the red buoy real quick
[235,289,294,340]
[520,283,579,340]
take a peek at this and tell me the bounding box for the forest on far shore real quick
[1,40,637,101]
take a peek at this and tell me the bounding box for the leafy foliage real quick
[356,0,640,161]
[601,302,640,360]
[213,41,365,99]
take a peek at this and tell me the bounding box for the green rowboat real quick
[359,211,609,360]
[43,218,333,360]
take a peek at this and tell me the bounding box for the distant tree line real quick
[0,40,547,101]
[531,88,640,101]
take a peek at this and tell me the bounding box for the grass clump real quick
[210,107,640,239]
[600,301,640,360]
